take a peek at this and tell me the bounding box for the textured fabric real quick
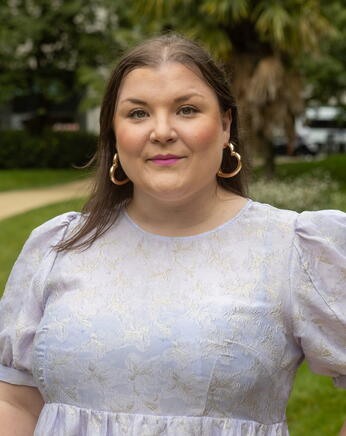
[0,200,345,436]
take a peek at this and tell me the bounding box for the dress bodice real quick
[0,200,345,435]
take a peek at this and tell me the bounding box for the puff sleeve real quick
[0,212,79,387]
[290,209,346,389]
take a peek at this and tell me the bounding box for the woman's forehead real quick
[117,62,216,102]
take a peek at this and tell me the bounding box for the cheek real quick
[186,119,224,151]
[115,124,144,154]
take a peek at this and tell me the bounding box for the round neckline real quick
[121,198,253,240]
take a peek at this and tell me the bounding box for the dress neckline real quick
[121,198,253,240]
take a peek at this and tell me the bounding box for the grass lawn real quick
[250,153,346,213]
[0,168,91,192]
[254,153,346,191]
[287,362,346,435]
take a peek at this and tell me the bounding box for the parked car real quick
[272,135,318,156]
[296,106,346,154]
[273,106,346,156]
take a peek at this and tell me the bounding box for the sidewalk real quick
[0,178,92,221]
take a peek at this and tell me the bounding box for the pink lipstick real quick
[151,158,181,166]
[149,154,184,166]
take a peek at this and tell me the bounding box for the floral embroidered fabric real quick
[0,200,345,435]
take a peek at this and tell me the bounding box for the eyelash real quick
[128,106,199,119]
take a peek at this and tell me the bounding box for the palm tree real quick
[136,0,332,176]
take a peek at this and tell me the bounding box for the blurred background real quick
[0,1,345,434]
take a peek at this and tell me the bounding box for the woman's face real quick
[113,62,231,203]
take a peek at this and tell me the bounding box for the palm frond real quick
[253,2,291,46]
[184,24,232,60]
[247,56,284,106]
[296,1,336,51]
[133,0,183,20]
[200,0,249,22]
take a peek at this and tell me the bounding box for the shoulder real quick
[247,201,346,258]
[248,200,297,223]
[2,212,83,301]
[292,208,346,276]
[247,201,298,240]
[249,200,346,241]
[294,208,346,246]
[31,211,81,235]
[25,211,83,254]
[284,207,346,320]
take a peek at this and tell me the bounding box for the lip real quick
[150,154,181,160]
[150,157,183,166]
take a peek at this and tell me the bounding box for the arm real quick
[0,401,39,436]
[0,381,44,436]
[292,211,346,436]
[0,215,77,435]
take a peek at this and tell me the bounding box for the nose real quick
[149,114,177,145]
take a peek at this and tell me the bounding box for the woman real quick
[0,33,345,436]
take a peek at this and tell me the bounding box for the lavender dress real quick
[0,200,345,436]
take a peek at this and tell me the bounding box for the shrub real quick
[0,130,97,168]
[250,169,340,212]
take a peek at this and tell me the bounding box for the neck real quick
[126,182,244,236]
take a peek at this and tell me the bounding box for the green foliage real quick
[0,0,132,129]
[251,155,346,212]
[272,154,346,190]
[137,0,332,59]
[301,1,346,105]
[0,169,89,191]
[250,169,343,212]
[0,130,97,168]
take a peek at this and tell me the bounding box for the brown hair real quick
[57,32,251,251]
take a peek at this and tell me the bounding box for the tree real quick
[0,0,127,133]
[301,0,346,108]
[135,0,333,176]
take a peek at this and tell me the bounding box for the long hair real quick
[56,32,251,251]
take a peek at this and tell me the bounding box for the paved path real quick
[0,179,92,220]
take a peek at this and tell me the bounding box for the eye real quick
[128,109,148,119]
[178,106,199,116]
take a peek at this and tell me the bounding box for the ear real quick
[221,109,232,143]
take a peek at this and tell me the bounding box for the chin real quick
[149,185,190,202]
[147,178,185,192]
[153,190,186,201]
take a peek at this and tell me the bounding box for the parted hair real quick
[57,32,250,251]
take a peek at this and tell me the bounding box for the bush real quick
[0,130,97,168]
[249,169,340,212]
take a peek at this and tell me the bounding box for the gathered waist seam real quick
[43,402,287,427]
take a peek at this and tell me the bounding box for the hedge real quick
[0,130,98,168]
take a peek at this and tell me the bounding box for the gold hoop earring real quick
[109,153,130,185]
[217,142,242,178]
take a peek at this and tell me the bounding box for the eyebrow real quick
[119,93,204,105]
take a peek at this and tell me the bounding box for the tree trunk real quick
[261,135,276,178]
[23,93,52,135]
[285,111,296,156]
